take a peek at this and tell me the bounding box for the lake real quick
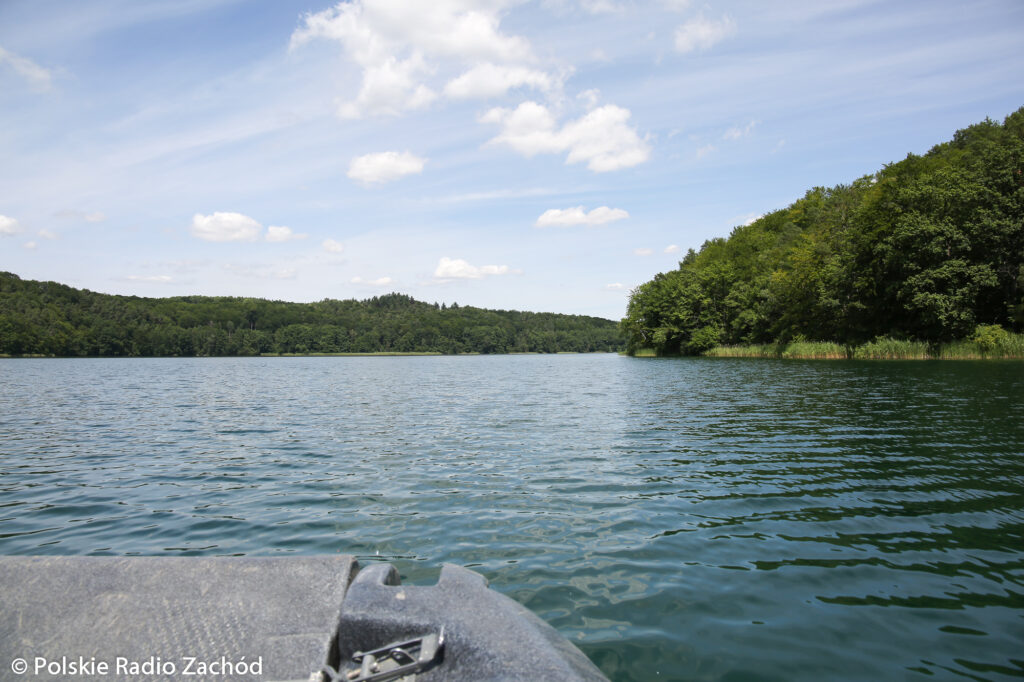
[1,355,1022,681]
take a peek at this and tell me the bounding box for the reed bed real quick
[704,344,781,358]
[852,338,931,360]
[705,331,1024,360]
[781,341,848,359]
[935,333,1024,359]
[705,342,849,359]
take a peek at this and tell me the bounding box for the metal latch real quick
[322,630,445,682]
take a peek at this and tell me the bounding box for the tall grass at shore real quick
[782,341,848,359]
[704,328,1024,360]
[935,328,1024,359]
[704,344,781,358]
[852,338,930,360]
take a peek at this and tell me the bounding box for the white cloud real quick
[434,256,513,280]
[0,45,53,92]
[535,205,629,227]
[190,213,302,243]
[444,63,555,99]
[696,143,716,159]
[432,186,556,203]
[54,209,106,223]
[348,151,426,184]
[38,229,58,240]
[579,0,620,14]
[338,55,437,119]
[577,88,601,109]
[724,120,758,140]
[191,212,262,242]
[605,282,624,290]
[125,275,173,283]
[674,15,736,53]
[291,1,539,119]
[664,244,680,254]
[634,247,653,256]
[266,225,307,242]
[351,275,394,286]
[482,101,650,172]
[0,215,21,236]
[322,238,345,253]
[224,264,297,280]
[23,241,37,250]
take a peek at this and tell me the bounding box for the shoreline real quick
[0,348,614,358]
[627,336,1024,360]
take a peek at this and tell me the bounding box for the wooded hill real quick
[623,107,1024,355]
[0,273,623,356]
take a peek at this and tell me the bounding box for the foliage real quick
[970,323,1009,352]
[0,276,624,356]
[623,107,1024,355]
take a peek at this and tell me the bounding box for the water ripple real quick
[2,355,1023,681]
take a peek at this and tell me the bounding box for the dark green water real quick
[1,355,1023,680]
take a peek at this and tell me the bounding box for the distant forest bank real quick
[0,273,623,357]
[623,106,1024,359]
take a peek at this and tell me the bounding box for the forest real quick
[622,107,1024,357]
[0,274,623,356]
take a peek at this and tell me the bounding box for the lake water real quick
[1,355,1023,681]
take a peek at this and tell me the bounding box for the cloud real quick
[190,212,262,242]
[339,55,437,119]
[724,120,758,140]
[0,45,53,92]
[22,241,37,250]
[54,209,107,223]
[482,101,650,172]
[351,275,394,286]
[664,244,680,254]
[322,238,345,253]
[191,213,306,243]
[579,0,620,14]
[696,143,716,159]
[0,215,21,236]
[535,205,629,227]
[605,282,625,290]
[577,88,600,109]
[291,1,540,118]
[634,247,653,256]
[434,256,513,280]
[38,229,58,240]
[674,15,736,53]
[224,264,298,280]
[348,151,426,184]
[431,186,556,203]
[125,275,173,283]
[266,225,307,242]
[444,63,556,99]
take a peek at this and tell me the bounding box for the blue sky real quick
[1,0,1022,320]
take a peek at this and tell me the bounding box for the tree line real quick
[0,275,624,356]
[623,106,1024,355]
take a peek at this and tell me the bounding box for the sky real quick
[1,0,1022,320]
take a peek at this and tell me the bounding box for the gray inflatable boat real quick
[0,556,608,681]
